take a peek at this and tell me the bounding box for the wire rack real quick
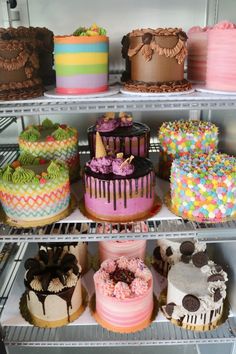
[0,117,17,133]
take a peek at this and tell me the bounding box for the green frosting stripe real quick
[55,64,107,76]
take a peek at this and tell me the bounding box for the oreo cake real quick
[88,112,150,158]
[162,251,228,331]
[153,239,206,277]
[84,132,156,222]
[122,28,191,93]
[24,248,83,328]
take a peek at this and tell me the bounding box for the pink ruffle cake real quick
[187,26,212,83]
[98,222,148,262]
[93,257,154,333]
[206,21,236,91]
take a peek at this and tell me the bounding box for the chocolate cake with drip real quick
[24,248,83,328]
[122,28,192,93]
[88,112,150,158]
[83,132,156,222]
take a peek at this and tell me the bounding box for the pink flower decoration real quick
[102,280,115,296]
[117,256,130,269]
[131,278,148,296]
[94,269,109,283]
[127,258,139,273]
[135,267,152,282]
[114,281,131,299]
[214,21,236,30]
[39,178,46,184]
[101,259,116,273]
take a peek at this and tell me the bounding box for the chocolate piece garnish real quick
[61,253,76,265]
[178,31,188,41]
[179,241,194,256]
[24,258,40,270]
[153,246,162,261]
[215,265,223,273]
[181,255,191,264]
[53,247,63,263]
[41,271,52,292]
[110,268,135,285]
[39,250,49,265]
[56,270,67,286]
[207,274,225,282]
[192,252,208,268]
[165,302,176,317]
[26,267,41,283]
[166,246,173,257]
[182,294,200,312]
[214,288,222,302]
[142,32,153,45]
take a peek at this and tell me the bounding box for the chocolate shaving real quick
[153,246,162,261]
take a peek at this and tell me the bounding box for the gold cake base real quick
[20,286,88,328]
[79,195,162,223]
[160,289,229,332]
[0,194,77,229]
[165,192,236,224]
[89,293,158,334]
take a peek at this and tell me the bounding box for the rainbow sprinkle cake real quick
[158,120,218,180]
[0,153,70,225]
[170,153,236,222]
[19,118,80,181]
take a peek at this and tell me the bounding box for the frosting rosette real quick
[86,156,113,174]
[213,21,236,30]
[96,113,120,132]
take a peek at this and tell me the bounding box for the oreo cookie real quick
[192,252,208,268]
[165,302,176,317]
[179,241,195,256]
[207,274,225,282]
[182,294,200,312]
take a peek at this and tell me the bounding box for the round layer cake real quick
[19,118,80,180]
[24,248,83,328]
[122,28,191,93]
[38,242,88,274]
[93,257,154,333]
[84,153,156,222]
[153,239,206,277]
[0,153,70,225]
[158,120,218,180]
[187,26,212,83]
[163,252,228,331]
[206,21,236,91]
[170,153,236,222]
[88,112,150,158]
[54,24,108,94]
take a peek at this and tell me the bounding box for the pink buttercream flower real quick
[94,269,109,283]
[116,256,130,269]
[101,259,116,273]
[102,279,115,296]
[135,267,152,282]
[188,25,212,34]
[127,258,139,273]
[131,278,148,296]
[114,281,131,299]
[214,21,236,30]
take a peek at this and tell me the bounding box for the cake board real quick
[44,86,119,99]
[120,88,195,97]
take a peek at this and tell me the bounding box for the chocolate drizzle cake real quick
[24,248,83,328]
[122,28,192,93]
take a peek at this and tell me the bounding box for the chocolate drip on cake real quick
[57,286,76,322]
[113,180,116,210]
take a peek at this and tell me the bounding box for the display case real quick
[0,0,236,353]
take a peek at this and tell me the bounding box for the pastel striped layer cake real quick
[54,35,109,94]
[94,257,154,333]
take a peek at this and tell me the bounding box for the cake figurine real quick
[153,239,206,277]
[38,242,88,274]
[84,132,156,222]
[158,120,218,180]
[170,153,236,222]
[0,153,70,226]
[187,26,212,83]
[162,251,228,331]
[19,118,80,181]
[0,29,43,100]
[93,256,154,333]
[88,112,150,158]
[54,24,108,94]
[206,21,236,91]
[24,248,83,327]
[122,28,191,93]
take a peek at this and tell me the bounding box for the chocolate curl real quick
[95,132,107,158]
[120,155,134,169]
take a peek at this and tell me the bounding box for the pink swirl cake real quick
[93,257,154,333]
[88,112,150,158]
[187,26,212,83]
[206,21,236,91]
[84,132,155,222]
[98,222,147,262]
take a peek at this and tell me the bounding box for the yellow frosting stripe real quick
[54,53,108,65]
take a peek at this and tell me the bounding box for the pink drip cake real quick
[88,112,150,158]
[98,222,147,262]
[83,132,156,222]
[206,21,236,91]
[187,26,212,83]
[93,257,154,333]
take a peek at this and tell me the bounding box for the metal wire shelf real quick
[0,117,17,133]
